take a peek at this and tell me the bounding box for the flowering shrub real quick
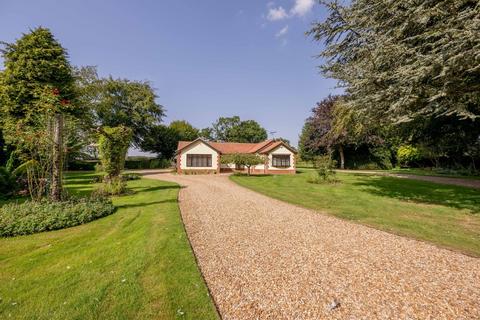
[0,196,115,237]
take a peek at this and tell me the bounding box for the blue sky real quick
[0,0,340,149]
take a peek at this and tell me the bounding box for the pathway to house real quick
[146,172,480,319]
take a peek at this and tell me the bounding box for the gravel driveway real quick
[147,173,480,319]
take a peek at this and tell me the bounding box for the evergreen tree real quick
[1,27,77,200]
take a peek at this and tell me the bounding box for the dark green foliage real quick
[309,0,480,123]
[1,27,79,201]
[98,126,133,179]
[0,27,77,121]
[308,0,480,173]
[124,158,171,169]
[66,160,98,171]
[0,196,115,237]
[0,167,18,199]
[139,125,180,160]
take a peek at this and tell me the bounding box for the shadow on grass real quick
[135,185,183,193]
[116,198,177,209]
[353,176,480,213]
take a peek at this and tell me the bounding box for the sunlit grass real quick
[0,172,218,319]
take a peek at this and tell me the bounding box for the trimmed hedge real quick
[125,158,171,169]
[67,158,172,171]
[0,197,115,237]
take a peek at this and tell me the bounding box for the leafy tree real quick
[308,0,480,172]
[227,120,268,143]
[299,96,347,167]
[309,0,480,123]
[140,125,180,160]
[300,95,383,169]
[1,27,77,200]
[211,116,241,141]
[74,66,164,147]
[169,120,199,141]
[199,127,214,141]
[220,153,265,176]
[209,116,268,143]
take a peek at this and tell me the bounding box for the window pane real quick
[272,154,290,167]
[186,154,212,167]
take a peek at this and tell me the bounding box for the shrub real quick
[308,155,338,184]
[0,167,19,199]
[124,158,172,169]
[183,169,217,175]
[66,160,98,171]
[93,177,128,196]
[0,196,115,237]
[121,173,141,181]
[220,153,264,175]
[397,145,421,167]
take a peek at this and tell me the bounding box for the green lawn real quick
[231,170,480,256]
[386,168,480,180]
[0,172,218,320]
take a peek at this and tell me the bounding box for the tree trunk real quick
[50,113,63,201]
[247,165,251,176]
[338,145,345,169]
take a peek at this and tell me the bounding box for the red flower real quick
[60,99,70,106]
[52,88,60,96]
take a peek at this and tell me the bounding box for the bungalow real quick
[176,138,297,174]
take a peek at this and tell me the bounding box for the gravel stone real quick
[149,173,480,319]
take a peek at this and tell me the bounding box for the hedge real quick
[0,197,115,237]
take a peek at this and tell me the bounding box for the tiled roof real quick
[177,138,296,154]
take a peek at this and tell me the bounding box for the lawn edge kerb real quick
[229,174,480,258]
[144,176,223,319]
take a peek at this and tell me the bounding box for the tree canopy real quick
[0,27,78,200]
[1,27,77,129]
[209,116,267,143]
[140,125,180,160]
[169,120,199,141]
[74,66,165,147]
[309,0,480,123]
[307,0,480,170]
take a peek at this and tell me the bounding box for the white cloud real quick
[267,6,288,21]
[290,0,315,17]
[275,25,289,37]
